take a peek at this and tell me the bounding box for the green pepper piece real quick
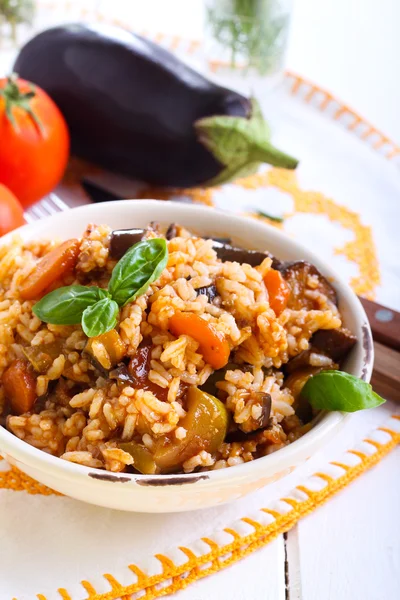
[153,386,228,472]
[119,441,159,475]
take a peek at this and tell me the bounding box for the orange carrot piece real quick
[20,238,81,300]
[169,312,230,369]
[2,359,37,415]
[264,268,290,316]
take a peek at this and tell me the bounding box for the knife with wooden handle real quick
[358,298,400,403]
[358,297,400,351]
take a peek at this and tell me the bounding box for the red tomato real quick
[0,184,25,237]
[0,75,70,208]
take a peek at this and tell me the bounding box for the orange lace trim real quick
[2,417,398,599]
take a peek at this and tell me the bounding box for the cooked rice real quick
[0,223,343,474]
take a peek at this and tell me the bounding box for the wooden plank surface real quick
[371,342,400,403]
[286,429,400,600]
[165,538,286,600]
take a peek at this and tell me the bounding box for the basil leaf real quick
[81,297,119,337]
[108,239,168,306]
[33,285,108,325]
[301,370,385,413]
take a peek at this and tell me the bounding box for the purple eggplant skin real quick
[13,23,251,187]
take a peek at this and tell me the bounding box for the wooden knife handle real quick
[358,297,400,351]
[371,341,400,403]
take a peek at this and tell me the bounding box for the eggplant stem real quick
[195,97,298,187]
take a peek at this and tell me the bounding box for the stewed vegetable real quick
[109,228,146,260]
[169,312,230,370]
[1,219,385,480]
[264,268,290,315]
[153,387,228,471]
[85,330,127,370]
[120,387,228,474]
[119,441,158,475]
[279,261,338,309]
[23,340,64,373]
[2,359,37,415]
[20,239,80,300]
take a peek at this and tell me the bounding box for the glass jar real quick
[204,0,293,93]
[0,0,35,49]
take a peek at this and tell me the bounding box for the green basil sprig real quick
[33,238,168,337]
[301,370,385,412]
[109,239,168,306]
[82,298,119,337]
[33,285,108,325]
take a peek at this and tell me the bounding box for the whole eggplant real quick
[14,23,298,187]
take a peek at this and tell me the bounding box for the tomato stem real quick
[0,73,44,135]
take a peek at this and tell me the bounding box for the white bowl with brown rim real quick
[0,200,373,512]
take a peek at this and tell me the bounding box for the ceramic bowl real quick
[0,201,373,512]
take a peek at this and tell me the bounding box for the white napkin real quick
[1,403,398,599]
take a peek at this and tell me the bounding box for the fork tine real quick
[24,211,37,223]
[40,198,59,216]
[24,193,70,224]
[48,193,70,212]
[30,205,48,219]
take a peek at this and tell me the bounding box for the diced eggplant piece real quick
[311,327,357,362]
[200,362,248,396]
[279,260,338,310]
[211,240,280,268]
[285,350,312,374]
[285,349,335,374]
[200,363,271,397]
[109,228,147,259]
[203,236,232,244]
[237,392,272,433]
[166,223,178,240]
[109,363,134,385]
[196,284,218,303]
[148,221,161,234]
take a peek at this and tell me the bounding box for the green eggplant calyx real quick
[0,73,44,134]
[194,97,298,187]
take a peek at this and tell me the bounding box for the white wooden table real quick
[1,1,399,597]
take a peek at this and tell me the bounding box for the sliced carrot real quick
[169,312,230,369]
[2,359,37,415]
[264,268,290,316]
[20,238,80,300]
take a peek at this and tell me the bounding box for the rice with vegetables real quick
[0,222,356,474]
